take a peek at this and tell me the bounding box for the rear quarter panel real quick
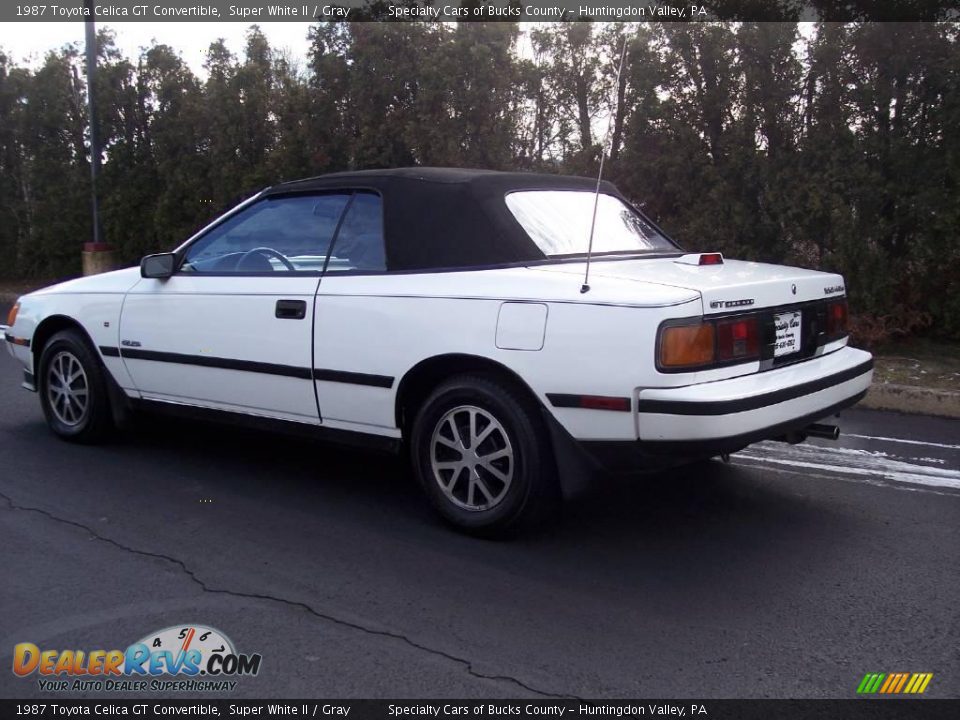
[314,269,702,441]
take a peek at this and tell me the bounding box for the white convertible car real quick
[2,168,872,534]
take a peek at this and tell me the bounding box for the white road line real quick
[729,459,960,497]
[843,433,960,451]
[735,441,960,491]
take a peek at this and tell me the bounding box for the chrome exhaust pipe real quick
[805,423,840,441]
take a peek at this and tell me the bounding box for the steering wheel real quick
[237,247,296,272]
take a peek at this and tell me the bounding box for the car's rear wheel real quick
[410,374,559,537]
[38,329,113,443]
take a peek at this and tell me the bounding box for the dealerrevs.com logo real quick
[13,624,262,693]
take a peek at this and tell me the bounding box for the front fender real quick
[13,288,138,394]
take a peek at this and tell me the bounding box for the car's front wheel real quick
[38,329,114,443]
[410,374,559,537]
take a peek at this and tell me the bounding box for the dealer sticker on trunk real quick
[774,311,802,357]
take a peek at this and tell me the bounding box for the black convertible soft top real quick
[263,167,638,272]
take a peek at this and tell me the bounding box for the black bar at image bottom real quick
[1,700,957,720]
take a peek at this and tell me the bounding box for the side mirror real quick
[140,253,177,279]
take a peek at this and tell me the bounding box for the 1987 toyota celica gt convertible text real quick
[2,169,873,535]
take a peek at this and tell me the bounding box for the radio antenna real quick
[581,36,628,294]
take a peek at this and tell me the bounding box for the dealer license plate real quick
[774,311,802,357]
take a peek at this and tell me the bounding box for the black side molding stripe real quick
[103,345,394,388]
[637,358,874,416]
[119,348,313,379]
[5,333,30,348]
[313,368,394,388]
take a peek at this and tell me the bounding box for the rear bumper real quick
[637,346,872,441]
[581,346,873,472]
[584,389,867,472]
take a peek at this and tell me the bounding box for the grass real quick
[869,338,960,392]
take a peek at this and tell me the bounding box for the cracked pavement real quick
[0,348,958,698]
[0,489,561,699]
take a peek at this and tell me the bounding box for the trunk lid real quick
[531,256,845,314]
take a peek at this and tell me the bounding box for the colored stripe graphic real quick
[858,673,884,694]
[893,673,910,693]
[857,672,932,694]
[907,673,933,694]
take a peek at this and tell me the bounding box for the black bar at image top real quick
[2,1,959,23]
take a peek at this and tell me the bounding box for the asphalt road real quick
[0,347,958,700]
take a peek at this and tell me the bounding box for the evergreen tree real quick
[0,21,957,341]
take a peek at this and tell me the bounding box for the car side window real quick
[181,194,351,274]
[325,192,386,273]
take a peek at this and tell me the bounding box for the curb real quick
[860,383,960,419]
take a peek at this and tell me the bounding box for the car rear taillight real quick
[659,299,848,373]
[826,299,848,337]
[6,301,19,327]
[698,253,724,266]
[716,317,760,362]
[658,315,761,371]
[659,322,715,369]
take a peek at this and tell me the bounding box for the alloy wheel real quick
[46,351,89,427]
[429,405,514,511]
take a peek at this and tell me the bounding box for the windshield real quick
[505,190,676,257]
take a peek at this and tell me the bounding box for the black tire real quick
[410,374,559,537]
[38,329,114,443]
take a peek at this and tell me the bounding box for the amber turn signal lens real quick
[6,302,18,328]
[659,323,715,369]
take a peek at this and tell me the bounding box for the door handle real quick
[275,299,307,320]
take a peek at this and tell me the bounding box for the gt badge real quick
[709,298,755,309]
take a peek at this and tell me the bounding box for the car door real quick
[311,190,400,435]
[120,192,352,424]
